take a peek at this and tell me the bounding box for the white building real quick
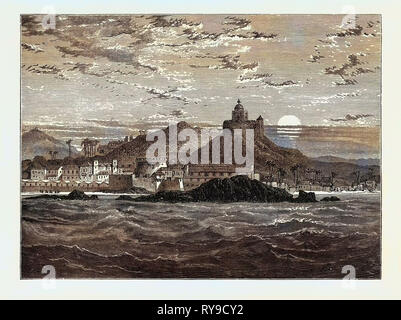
[79,162,94,182]
[46,166,63,181]
[31,168,47,181]
[96,171,110,183]
[93,159,118,182]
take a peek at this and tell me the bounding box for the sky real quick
[21,14,381,155]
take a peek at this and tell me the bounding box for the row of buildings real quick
[30,159,121,183]
[23,159,135,193]
[133,158,260,193]
[22,157,260,193]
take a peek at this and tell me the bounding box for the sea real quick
[21,192,381,279]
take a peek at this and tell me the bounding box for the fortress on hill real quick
[223,99,265,137]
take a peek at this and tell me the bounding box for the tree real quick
[352,170,360,186]
[368,167,374,180]
[265,160,275,181]
[331,171,337,185]
[290,164,300,186]
[277,167,286,184]
[314,169,321,182]
[66,139,72,158]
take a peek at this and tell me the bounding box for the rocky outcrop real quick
[27,189,98,200]
[190,175,293,202]
[65,190,98,200]
[134,176,317,203]
[320,196,341,202]
[116,195,135,201]
[292,190,317,203]
[129,186,153,194]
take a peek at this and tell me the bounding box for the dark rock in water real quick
[292,190,317,203]
[135,175,296,203]
[65,190,93,200]
[27,189,97,200]
[191,175,294,203]
[321,196,341,202]
[116,195,134,201]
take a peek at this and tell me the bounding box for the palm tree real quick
[277,167,286,184]
[265,160,274,180]
[368,167,374,180]
[290,164,300,186]
[66,139,72,158]
[331,171,337,185]
[270,162,276,181]
[315,169,321,182]
[81,138,90,157]
[352,170,360,186]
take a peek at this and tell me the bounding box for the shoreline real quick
[21,191,149,199]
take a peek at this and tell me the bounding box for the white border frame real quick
[1,0,400,299]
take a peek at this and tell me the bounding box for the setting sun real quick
[277,115,302,126]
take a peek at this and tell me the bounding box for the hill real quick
[21,128,78,160]
[103,121,310,175]
[312,155,380,167]
[103,121,202,162]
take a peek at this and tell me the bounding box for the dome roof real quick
[234,98,244,111]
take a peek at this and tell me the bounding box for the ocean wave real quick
[21,194,381,279]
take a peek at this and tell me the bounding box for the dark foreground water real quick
[21,193,380,279]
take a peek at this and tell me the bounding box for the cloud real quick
[147,15,202,29]
[21,14,381,129]
[237,72,299,89]
[330,114,373,122]
[324,53,375,86]
[21,43,44,53]
[307,46,325,63]
[23,64,61,74]
[327,24,364,38]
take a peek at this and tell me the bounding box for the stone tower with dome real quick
[223,99,265,137]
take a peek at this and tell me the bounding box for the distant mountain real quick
[312,155,380,167]
[21,128,78,160]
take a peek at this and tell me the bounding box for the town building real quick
[183,164,237,189]
[79,162,94,182]
[109,174,133,191]
[61,164,80,181]
[30,168,47,181]
[46,165,63,181]
[96,171,110,183]
[154,165,185,191]
[223,99,265,137]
